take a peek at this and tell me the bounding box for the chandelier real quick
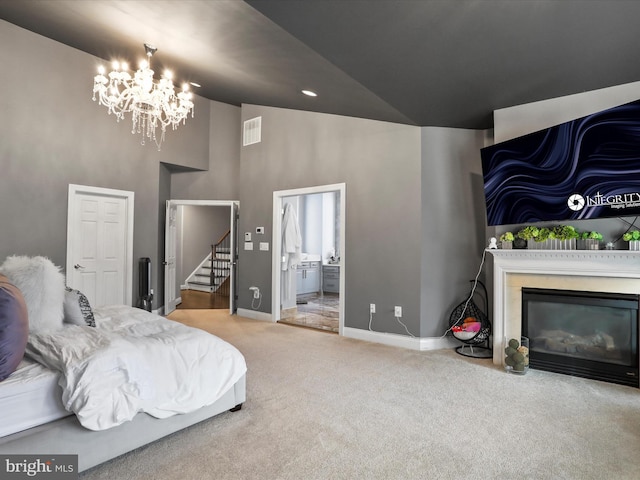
[92,44,194,150]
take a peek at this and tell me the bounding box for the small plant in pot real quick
[581,231,603,240]
[623,230,640,250]
[547,225,579,249]
[515,226,539,249]
[527,226,551,249]
[551,225,579,241]
[499,231,514,249]
[580,231,603,250]
[534,227,551,243]
[523,224,579,249]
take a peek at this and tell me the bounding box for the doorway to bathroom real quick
[272,183,345,335]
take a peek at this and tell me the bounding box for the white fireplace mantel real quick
[488,249,640,366]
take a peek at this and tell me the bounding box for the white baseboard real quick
[237,308,274,322]
[418,335,460,351]
[343,327,460,351]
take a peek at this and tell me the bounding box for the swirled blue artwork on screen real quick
[481,99,640,226]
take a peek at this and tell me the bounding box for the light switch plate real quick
[259,242,269,251]
[244,242,254,250]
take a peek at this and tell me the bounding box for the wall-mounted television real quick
[481,99,640,226]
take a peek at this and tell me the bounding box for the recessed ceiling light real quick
[301,89,317,97]
[189,81,201,88]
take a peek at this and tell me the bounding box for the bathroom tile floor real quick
[279,292,339,333]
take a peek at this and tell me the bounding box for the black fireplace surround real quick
[522,288,639,387]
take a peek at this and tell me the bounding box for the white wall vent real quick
[243,116,262,146]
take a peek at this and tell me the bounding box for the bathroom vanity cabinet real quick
[297,261,320,295]
[322,264,340,293]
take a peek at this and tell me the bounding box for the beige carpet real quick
[79,310,640,480]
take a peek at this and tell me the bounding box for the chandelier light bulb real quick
[142,77,153,92]
[92,44,194,150]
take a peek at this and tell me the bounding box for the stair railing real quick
[212,230,231,297]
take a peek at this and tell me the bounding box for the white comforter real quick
[24,305,247,431]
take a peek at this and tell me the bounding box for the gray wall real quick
[0,20,211,309]
[239,105,425,335]
[236,106,487,336]
[420,127,488,336]
[170,101,241,201]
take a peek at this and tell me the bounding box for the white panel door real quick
[164,201,179,315]
[67,185,134,307]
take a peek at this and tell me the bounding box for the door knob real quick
[74,264,85,270]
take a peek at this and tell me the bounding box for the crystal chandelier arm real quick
[91,44,194,150]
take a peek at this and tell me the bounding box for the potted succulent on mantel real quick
[549,225,579,250]
[499,231,514,249]
[519,224,579,250]
[528,227,551,249]
[515,226,539,249]
[623,230,640,251]
[580,231,603,250]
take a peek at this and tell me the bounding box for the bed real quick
[0,256,247,472]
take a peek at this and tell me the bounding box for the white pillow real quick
[0,256,66,332]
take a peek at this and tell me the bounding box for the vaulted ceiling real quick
[1,0,638,129]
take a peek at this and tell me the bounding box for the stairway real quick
[185,231,232,294]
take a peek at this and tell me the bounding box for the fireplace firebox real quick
[522,288,639,387]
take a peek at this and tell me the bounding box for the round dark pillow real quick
[0,273,29,381]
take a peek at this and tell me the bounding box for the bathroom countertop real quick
[300,253,321,262]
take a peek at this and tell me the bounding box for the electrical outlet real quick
[370,303,376,313]
[394,306,402,317]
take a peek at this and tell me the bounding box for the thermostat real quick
[245,232,251,241]
[256,226,265,234]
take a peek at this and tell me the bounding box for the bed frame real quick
[0,374,246,472]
